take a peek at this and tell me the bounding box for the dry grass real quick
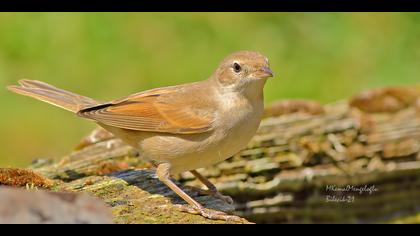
[0,168,54,188]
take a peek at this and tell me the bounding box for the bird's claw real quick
[213,192,234,205]
[173,204,244,222]
[188,186,234,205]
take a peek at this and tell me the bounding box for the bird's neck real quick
[242,79,266,103]
[214,78,266,106]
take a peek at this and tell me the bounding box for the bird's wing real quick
[77,85,216,134]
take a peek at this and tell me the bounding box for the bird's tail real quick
[7,79,99,113]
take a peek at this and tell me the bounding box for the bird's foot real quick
[188,186,234,204]
[173,204,243,222]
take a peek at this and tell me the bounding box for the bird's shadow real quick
[106,169,233,212]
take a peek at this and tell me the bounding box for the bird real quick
[7,51,274,221]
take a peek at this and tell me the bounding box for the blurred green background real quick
[1,12,420,167]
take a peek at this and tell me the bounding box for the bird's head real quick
[212,51,274,95]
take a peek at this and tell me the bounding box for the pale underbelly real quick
[99,118,260,175]
[139,123,258,175]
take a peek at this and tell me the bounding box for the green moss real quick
[56,171,247,224]
[385,212,420,224]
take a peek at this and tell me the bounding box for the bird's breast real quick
[104,91,264,175]
[213,92,264,158]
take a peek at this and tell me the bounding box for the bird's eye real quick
[233,62,241,73]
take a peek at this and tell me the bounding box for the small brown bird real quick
[7,51,274,221]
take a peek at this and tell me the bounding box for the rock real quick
[0,187,113,224]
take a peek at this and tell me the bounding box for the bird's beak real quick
[257,67,274,79]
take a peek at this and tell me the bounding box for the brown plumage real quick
[78,82,217,134]
[8,79,98,112]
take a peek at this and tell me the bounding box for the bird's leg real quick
[156,163,241,222]
[189,170,233,204]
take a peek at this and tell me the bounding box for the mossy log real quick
[1,168,245,224]
[58,169,244,224]
[1,143,249,223]
[21,158,249,223]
